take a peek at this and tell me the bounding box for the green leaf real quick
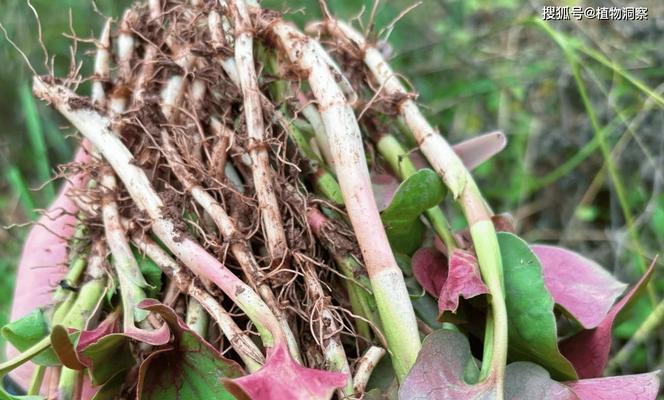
[1,310,59,366]
[381,169,446,254]
[137,301,243,400]
[406,277,442,330]
[91,371,126,400]
[497,232,577,380]
[134,248,163,298]
[80,335,136,386]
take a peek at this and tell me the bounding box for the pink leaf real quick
[439,250,489,313]
[452,131,507,170]
[564,372,660,400]
[8,143,91,389]
[532,245,627,329]
[559,259,656,378]
[412,247,447,297]
[223,343,347,400]
[371,172,400,211]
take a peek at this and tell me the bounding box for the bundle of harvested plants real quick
[1,1,660,399]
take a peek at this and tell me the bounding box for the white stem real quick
[301,264,353,396]
[352,346,386,395]
[262,16,421,379]
[117,9,136,81]
[326,20,508,394]
[33,78,282,347]
[229,0,289,265]
[91,19,111,108]
[299,99,335,171]
[159,127,301,362]
[101,168,149,327]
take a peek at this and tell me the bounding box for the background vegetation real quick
[1,0,662,382]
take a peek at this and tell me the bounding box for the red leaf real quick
[532,245,627,329]
[564,372,660,399]
[412,247,447,297]
[559,259,656,378]
[439,250,488,313]
[223,343,347,400]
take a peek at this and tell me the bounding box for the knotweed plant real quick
[1,1,660,399]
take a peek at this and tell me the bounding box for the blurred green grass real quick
[0,0,662,378]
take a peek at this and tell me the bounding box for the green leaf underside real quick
[381,169,446,254]
[91,372,126,400]
[497,232,577,380]
[1,310,59,366]
[81,335,136,385]
[135,248,164,298]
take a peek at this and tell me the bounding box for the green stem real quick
[468,206,507,386]
[60,277,107,328]
[56,277,107,399]
[0,337,51,376]
[27,364,46,395]
[57,368,81,400]
[479,311,494,380]
[334,253,382,338]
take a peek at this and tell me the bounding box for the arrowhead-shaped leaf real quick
[564,372,660,399]
[381,169,446,254]
[223,343,347,400]
[136,300,244,400]
[559,259,656,378]
[498,232,577,380]
[398,329,578,400]
[532,245,627,329]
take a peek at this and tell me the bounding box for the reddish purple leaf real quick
[371,172,400,211]
[564,372,660,399]
[439,250,488,313]
[412,247,447,297]
[452,131,507,170]
[223,343,347,400]
[532,245,627,329]
[559,259,656,378]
